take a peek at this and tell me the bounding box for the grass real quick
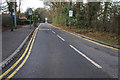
[52,23,120,46]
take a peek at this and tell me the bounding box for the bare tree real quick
[18,0,21,18]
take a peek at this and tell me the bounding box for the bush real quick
[17,19,33,25]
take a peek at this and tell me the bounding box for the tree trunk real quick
[88,2,92,28]
[103,2,109,32]
[76,2,80,28]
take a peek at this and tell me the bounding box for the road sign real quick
[28,8,32,29]
[29,10,32,15]
[13,12,15,17]
[69,10,73,17]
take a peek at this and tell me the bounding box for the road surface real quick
[1,23,118,79]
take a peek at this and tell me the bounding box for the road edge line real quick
[48,23,120,50]
[6,24,39,80]
[0,27,35,70]
[0,28,36,79]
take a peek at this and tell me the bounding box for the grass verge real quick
[52,24,120,46]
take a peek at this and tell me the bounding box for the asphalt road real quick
[2,23,118,79]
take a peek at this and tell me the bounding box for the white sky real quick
[1,0,45,13]
[20,0,44,12]
[1,0,119,13]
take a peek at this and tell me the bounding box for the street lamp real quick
[69,10,73,29]
[9,0,17,31]
[28,8,32,29]
[10,2,14,31]
[14,0,17,29]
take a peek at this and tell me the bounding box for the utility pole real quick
[10,2,13,31]
[30,16,31,29]
[69,10,73,29]
[14,0,17,29]
[69,1,73,29]
[28,8,32,29]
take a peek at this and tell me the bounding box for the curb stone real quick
[0,29,35,70]
[73,32,120,49]
[49,23,120,50]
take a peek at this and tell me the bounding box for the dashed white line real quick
[39,29,50,30]
[69,45,102,68]
[52,31,56,34]
[57,35,65,41]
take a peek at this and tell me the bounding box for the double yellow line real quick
[0,25,39,80]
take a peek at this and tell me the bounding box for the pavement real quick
[2,25,35,62]
[1,23,118,79]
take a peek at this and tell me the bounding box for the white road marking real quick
[57,35,65,41]
[39,29,51,30]
[69,45,102,68]
[52,31,56,34]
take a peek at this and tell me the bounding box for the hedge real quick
[17,19,34,25]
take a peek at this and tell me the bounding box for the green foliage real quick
[46,2,119,35]
[17,19,33,25]
[33,9,41,22]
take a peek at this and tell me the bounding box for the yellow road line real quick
[66,31,119,50]
[51,24,119,50]
[5,26,39,80]
[0,30,35,79]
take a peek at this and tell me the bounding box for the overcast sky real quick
[20,0,44,12]
[1,0,45,13]
[1,0,119,13]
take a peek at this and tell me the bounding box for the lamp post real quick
[69,10,73,29]
[10,0,17,31]
[10,2,13,31]
[28,8,32,29]
[69,1,73,29]
[14,0,17,29]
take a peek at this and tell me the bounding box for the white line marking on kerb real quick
[69,45,102,68]
[57,35,65,41]
[52,31,56,34]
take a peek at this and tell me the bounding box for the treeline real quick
[46,2,119,35]
[24,8,51,23]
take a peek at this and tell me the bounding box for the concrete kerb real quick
[48,23,120,50]
[0,28,35,70]
[73,32,120,49]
